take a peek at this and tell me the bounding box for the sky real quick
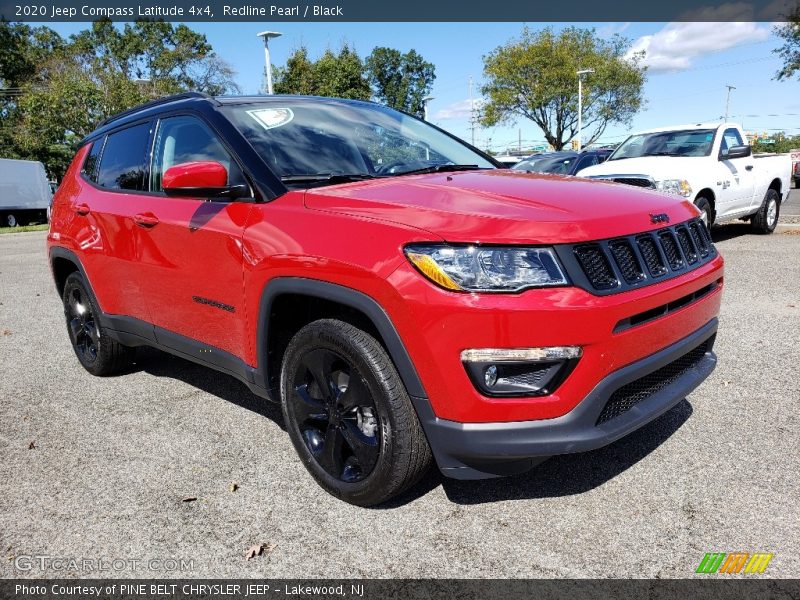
[45,20,799,153]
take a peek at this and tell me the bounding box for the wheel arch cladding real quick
[49,248,83,297]
[258,278,428,401]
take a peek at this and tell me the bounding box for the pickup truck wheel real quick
[62,272,135,376]
[751,189,780,234]
[694,196,713,227]
[280,319,432,506]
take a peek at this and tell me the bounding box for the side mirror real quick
[720,145,751,160]
[162,161,247,200]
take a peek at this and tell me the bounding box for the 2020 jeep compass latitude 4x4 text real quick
[48,93,723,506]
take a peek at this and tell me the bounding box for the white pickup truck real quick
[579,123,792,234]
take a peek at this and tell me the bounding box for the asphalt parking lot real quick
[0,225,798,579]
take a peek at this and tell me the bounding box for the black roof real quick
[82,93,393,145]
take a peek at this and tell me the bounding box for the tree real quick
[774,4,800,80]
[480,27,646,150]
[274,44,371,100]
[365,47,435,116]
[1,19,239,179]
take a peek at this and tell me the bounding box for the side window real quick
[96,123,151,191]
[720,128,744,157]
[82,138,105,183]
[150,115,245,192]
[576,155,598,172]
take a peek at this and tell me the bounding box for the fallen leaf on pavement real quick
[245,543,277,561]
[28,441,35,450]
[230,483,238,493]
[182,497,197,503]
[2,330,10,336]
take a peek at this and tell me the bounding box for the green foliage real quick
[752,133,800,153]
[480,26,646,150]
[0,19,240,179]
[274,44,371,100]
[365,47,435,116]
[774,5,800,81]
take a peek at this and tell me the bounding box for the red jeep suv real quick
[48,93,723,506]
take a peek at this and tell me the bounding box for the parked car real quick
[48,93,723,506]
[512,149,613,176]
[494,154,523,166]
[580,123,792,232]
[0,158,52,227]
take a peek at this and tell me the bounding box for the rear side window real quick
[96,122,151,191]
[82,139,105,182]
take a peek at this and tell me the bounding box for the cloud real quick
[433,99,484,120]
[627,18,771,73]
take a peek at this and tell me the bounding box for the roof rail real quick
[96,92,212,129]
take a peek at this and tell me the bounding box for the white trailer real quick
[0,158,52,227]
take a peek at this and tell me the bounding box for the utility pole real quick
[518,129,522,154]
[257,31,282,95]
[468,75,476,146]
[576,69,594,151]
[724,84,736,122]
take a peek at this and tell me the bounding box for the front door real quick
[135,114,253,361]
[715,127,755,218]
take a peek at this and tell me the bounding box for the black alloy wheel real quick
[290,348,381,483]
[66,284,99,364]
[280,319,432,506]
[61,272,135,375]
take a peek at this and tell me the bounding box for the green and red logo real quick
[696,552,773,574]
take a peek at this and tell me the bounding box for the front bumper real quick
[417,318,718,480]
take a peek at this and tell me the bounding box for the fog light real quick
[484,365,498,387]
[461,346,582,398]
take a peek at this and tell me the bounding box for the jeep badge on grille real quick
[650,213,670,224]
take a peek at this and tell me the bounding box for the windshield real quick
[513,155,576,174]
[221,100,495,183]
[609,129,717,160]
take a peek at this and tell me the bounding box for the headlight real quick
[404,244,568,292]
[656,179,692,198]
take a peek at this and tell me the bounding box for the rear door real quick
[77,121,156,325]
[134,113,253,360]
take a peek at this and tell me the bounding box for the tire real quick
[280,319,432,506]
[694,196,714,227]
[62,272,135,376]
[751,188,780,234]
[6,213,18,228]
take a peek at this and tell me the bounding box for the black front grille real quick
[637,235,668,277]
[658,230,684,270]
[574,245,618,290]
[596,339,712,425]
[676,226,698,264]
[609,177,656,189]
[565,218,716,294]
[609,240,645,284]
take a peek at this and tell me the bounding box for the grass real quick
[0,223,49,234]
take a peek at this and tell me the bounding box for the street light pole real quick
[257,31,282,95]
[422,96,434,121]
[576,69,594,151]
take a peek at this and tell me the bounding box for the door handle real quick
[745,165,754,171]
[75,203,90,216]
[133,213,160,228]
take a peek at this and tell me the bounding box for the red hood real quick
[304,169,699,244]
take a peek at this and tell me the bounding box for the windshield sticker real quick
[247,108,294,130]
[706,134,713,141]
